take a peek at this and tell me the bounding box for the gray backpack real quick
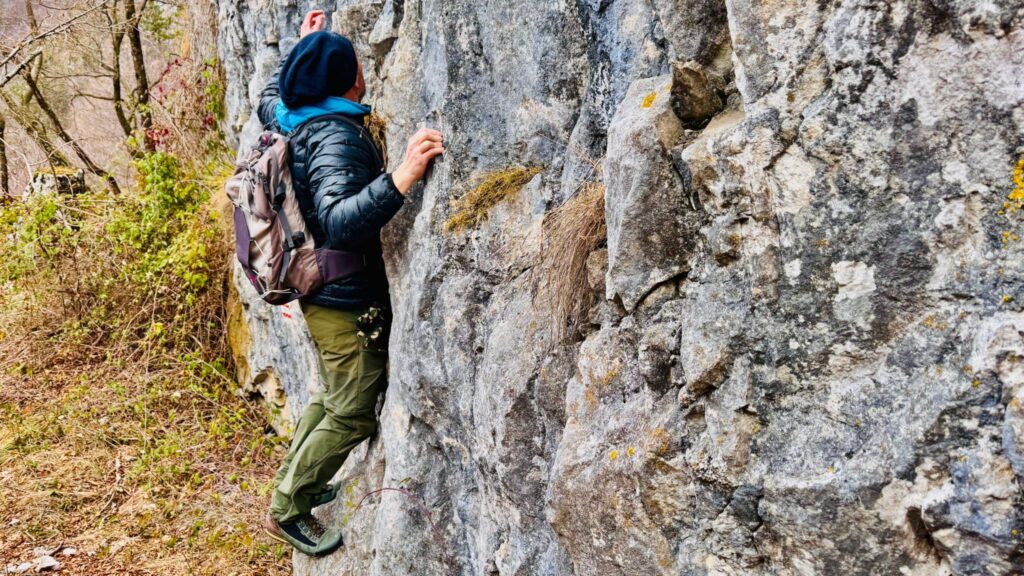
[225,122,366,305]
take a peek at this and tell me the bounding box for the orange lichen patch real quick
[922,315,948,331]
[588,361,622,389]
[609,449,619,461]
[641,91,658,108]
[998,157,1024,247]
[645,427,672,457]
[1003,157,1024,216]
[584,387,599,412]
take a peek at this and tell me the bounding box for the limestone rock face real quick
[218,1,1024,574]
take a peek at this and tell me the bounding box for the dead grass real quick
[364,112,389,169]
[0,164,290,575]
[0,364,290,575]
[539,181,607,343]
[444,166,543,233]
[34,165,83,177]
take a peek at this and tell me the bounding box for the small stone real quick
[33,556,59,572]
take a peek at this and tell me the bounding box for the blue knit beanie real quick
[278,31,358,109]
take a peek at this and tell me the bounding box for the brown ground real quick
[0,182,292,575]
[0,356,292,575]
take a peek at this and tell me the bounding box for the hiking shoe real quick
[311,482,340,508]
[263,513,344,557]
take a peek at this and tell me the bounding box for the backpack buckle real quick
[282,232,304,251]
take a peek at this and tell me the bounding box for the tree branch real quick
[0,1,112,72]
[0,88,72,168]
[0,49,41,89]
[0,113,9,200]
[21,69,121,194]
[123,0,153,151]
[107,0,134,142]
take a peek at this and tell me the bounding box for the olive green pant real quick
[270,303,388,523]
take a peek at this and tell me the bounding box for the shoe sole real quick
[263,526,291,547]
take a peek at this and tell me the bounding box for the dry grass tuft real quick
[539,181,607,343]
[364,112,389,168]
[444,166,543,233]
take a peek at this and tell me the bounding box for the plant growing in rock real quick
[538,181,607,343]
[443,165,543,233]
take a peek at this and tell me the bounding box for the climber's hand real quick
[392,128,445,195]
[300,10,326,38]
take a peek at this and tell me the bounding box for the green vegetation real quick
[0,151,289,574]
[444,166,543,233]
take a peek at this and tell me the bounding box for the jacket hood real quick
[274,97,372,134]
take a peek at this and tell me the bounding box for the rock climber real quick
[256,9,444,556]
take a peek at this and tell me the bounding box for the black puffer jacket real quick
[257,63,403,310]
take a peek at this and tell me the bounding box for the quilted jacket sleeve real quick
[257,59,284,130]
[305,124,405,248]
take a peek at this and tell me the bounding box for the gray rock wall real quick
[218,1,1024,574]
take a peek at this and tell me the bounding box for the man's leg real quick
[272,392,326,491]
[269,303,388,524]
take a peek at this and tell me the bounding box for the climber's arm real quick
[256,11,326,130]
[256,66,282,130]
[307,126,405,249]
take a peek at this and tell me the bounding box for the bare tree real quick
[21,68,121,193]
[105,0,134,141]
[123,0,153,151]
[0,89,73,169]
[0,113,8,200]
[0,1,112,74]
[0,0,211,194]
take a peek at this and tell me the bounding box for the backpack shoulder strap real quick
[289,114,384,171]
[289,113,361,138]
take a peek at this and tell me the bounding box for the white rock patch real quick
[831,261,877,328]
